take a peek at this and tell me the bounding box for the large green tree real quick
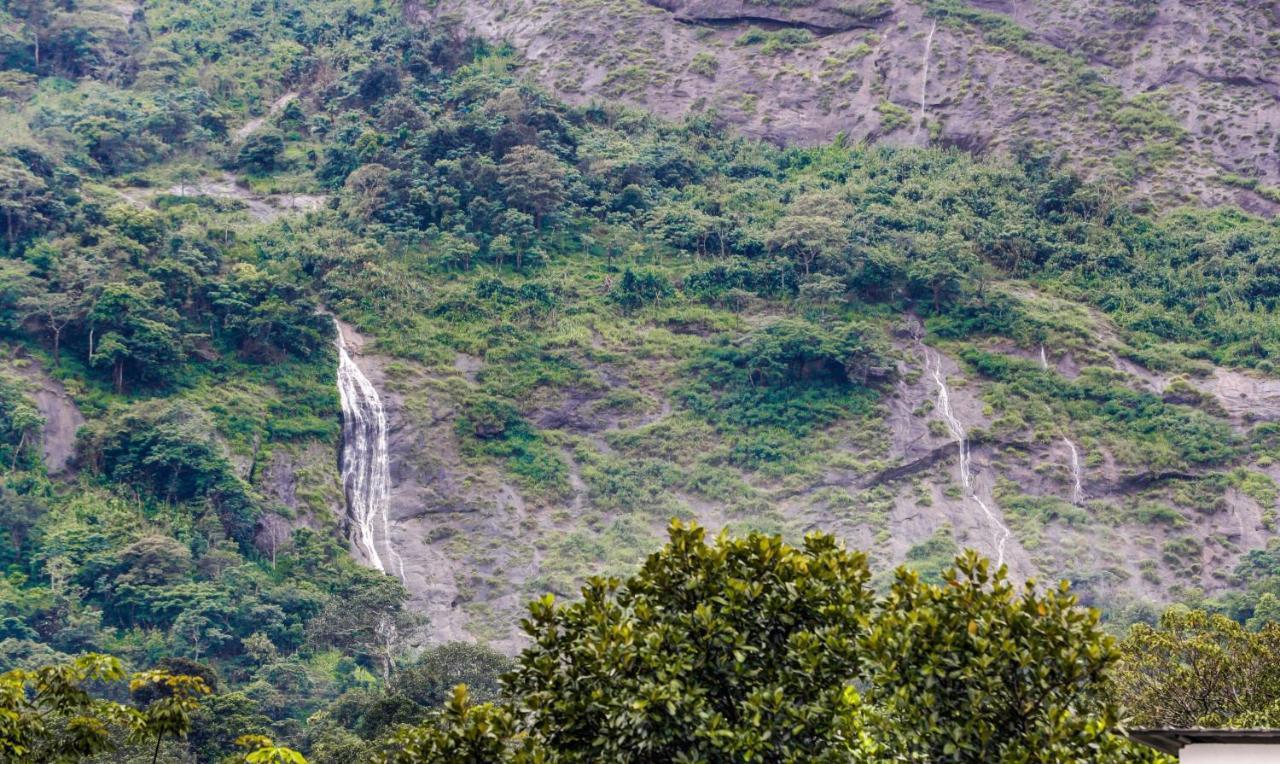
[376,522,1155,763]
[498,146,567,230]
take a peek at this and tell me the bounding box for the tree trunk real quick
[11,431,25,471]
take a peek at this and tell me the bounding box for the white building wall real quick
[1182,743,1280,763]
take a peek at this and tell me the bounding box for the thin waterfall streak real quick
[1065,438,1084,505]
[335,321,403,580]
[912,20,937,143]
[1039,345,1049,370]
[921,340,1010,568]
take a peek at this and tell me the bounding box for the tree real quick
[5,0,52,69]
[255,514,292,569]
[764,190,854,276]
[0,653,209,763]
[861,555,1138,761]
[0,379,43,472]
[766,213,846,276]
[130,669,213,764]
[342,163,393,223]
[0,482,46,564]
[0,653,135,762]
[209,263,329,361]
[489,234,515,269]
[507,520,874,761]
[498,145,567,230]
[502,521,1145,762]
[234,735,308,764]
[306,571,418,684]
[375,686,545,764]
[18,252,100,365]
[0,157,56,251]
[395,642,510,708]
[88,281,185,393]
[1115,607,1280,727]
[0,260,37,328]
[237,130,285,173]
[609,268,672,312]
[647,201,717,257]
[187,693,273,762]
[498,210,536,269]
[906,230,978,312]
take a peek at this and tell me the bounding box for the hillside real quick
[429,0,1280,213]
[4,0,1280,756]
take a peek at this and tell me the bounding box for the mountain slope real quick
[428,0,1280,213]
[5,0,1280,705]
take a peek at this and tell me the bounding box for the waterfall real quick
[921,341,1011,568]
[335,320,404,580]
[912,20,938,143]
[1039,345,1049,370]
[1065,438,1085,505]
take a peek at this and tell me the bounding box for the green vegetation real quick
[734,27,813,55]
[1117,607,1280,727]
[374,523,1168,761]
[0,0,1279,758]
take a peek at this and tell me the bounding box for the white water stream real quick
[912,20,938,143]
[335,321,404,580]
[921,341,1011,568]
[1065,438,1084,506]
[1039,345,1049,370]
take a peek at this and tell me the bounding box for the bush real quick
[236,129,285,172]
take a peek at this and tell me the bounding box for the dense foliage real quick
[377,522,1161,762]
[1116,607,1280,728]
[0,0,1279,758]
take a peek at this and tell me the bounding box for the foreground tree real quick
[862,557,1137,761]
[384,521,1153,763]
[0,654,209,763]
[376,687,546,764]
[1115,607,1280,727]
[508,521,875,762]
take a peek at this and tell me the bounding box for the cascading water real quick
[912,20,938,143]
[920,338,1011,568]
[1065,438,1085,506]
[1039,345,1049,370]
[335,320,404,580]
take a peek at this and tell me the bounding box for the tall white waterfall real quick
[922,343,1011,568]
[1065,438,1085,506]
[1039,345,1049,370]
[335,321,404,580]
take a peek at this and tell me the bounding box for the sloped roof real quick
[1129,729,1280,755]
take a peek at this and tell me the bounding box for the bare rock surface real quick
[649,0,892,32]
[427,0,1280,211]
[23,363,84,475]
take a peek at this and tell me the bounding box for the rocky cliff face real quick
[427,0,1280,213]
[647,0,894,32]
[339,296,1280,649]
